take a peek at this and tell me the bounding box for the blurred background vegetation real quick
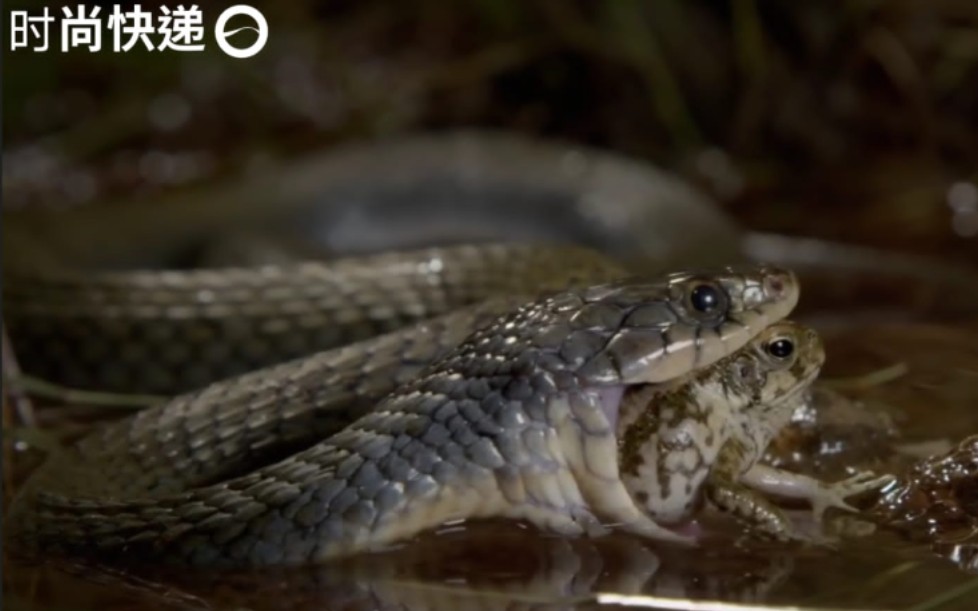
[4,0,977,262]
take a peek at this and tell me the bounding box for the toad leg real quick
[705,440,799,541]
[741,464,895,522]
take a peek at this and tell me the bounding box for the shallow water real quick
[5,274,978,611]
[5,521,978,610]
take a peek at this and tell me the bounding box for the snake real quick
[3,132,745,395]
[4,132,897,566]
[9,263,804,566]
[5,132,977,397]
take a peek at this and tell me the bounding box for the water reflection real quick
[7,523,978,611]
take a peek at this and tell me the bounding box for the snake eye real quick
[766,338,795,359]
[688,282,726,316]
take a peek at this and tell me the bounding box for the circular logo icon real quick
[214,5,268,59]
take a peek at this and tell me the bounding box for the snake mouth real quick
[593,321,822,435]
[605,267,800,387]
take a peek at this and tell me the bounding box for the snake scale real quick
[4,244,620,394]
[5,133,894,567]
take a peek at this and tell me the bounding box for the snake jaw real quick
[548,389,695,546]
[611,267,800,386]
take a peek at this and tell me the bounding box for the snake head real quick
[564,264,799,385]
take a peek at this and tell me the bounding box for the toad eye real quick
[766,337,795,359]
[687,282,727,316]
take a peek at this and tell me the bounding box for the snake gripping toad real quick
[9,262,892,566]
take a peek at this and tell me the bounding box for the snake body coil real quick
[3,132,743,394]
